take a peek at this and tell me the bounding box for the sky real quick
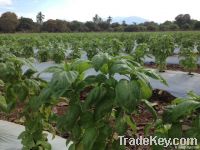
[0,0,200,23]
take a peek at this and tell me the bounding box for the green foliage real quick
[17,17,36,32]
[82,39,100,60]
[116,80,139,112]
[51,44,66,63]
[68,41,82,59]
[0,54,51,149]
[40,53,166,150]
[1,32,200,150]
[132,43,149,64]
[123,38,135,54]
[0,11,200,32]
[0,12,19,33]
[22,45,34,58]
[154,92,200,149]
[149,35,174,72]
[179,39,198,75]
[36,12,45,25]
[37,46,51,62]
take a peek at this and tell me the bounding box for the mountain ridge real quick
[111,16,148,24]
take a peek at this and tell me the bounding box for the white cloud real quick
[1,0,200,23]
[0,0,12,6]
[43,0,200,23]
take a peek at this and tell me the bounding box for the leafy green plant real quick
[68,42,82,60]
[197,41,200,53]
[132,43,149,64]
[37,46,51,62]
[0,54,52,150]
[109,38,124,56]
[153,92,200,149]
[181,38,195,48]
[149,35,174,72]
[82,39,100,60]
[51,44,66,63]
[124,39,135,54]
[0,55,39,111]
[179,47,198,75]
[0,45,10,58]
[9,44,24,57]
[22,45,34,58]
[39,53,167,150]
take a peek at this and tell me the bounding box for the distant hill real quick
[111,16,148,25]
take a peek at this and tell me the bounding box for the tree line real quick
[0,11,200,33]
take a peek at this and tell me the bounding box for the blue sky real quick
[0,0,200,23]
[0,0,58,20]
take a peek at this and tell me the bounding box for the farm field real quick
[0,32,200,150]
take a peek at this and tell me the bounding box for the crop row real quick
[1,32,200,74]
[0,32,200,149]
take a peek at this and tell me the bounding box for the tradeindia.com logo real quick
[118,136,199,149]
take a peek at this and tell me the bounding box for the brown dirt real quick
[129,89,176,150]
[145,63,200,74]
[133,89,176,135]
[0,103,24,124]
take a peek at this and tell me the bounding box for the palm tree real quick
[93,14,102,24]
[122,20,127,26]
[36,12,45,25]
[107,16,112,24]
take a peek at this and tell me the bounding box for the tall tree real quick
[194,21,200,30]
[42,19,57,32]
[55,19,70,32]
[0,12,19,32]
[85,21,100,31]
[122,20,127,26]
[36,12,45,25]
[93,14,102,24]
[143,21,158,31]
[107,16,112,24]
[17,17,35,32]
[69,21,87,32]
[98,21,110,31]
[175,14,191,29]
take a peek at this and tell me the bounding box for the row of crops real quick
[0,32,200,149]
[1,32,200,73]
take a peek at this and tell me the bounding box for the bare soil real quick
[145,62,200,74]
